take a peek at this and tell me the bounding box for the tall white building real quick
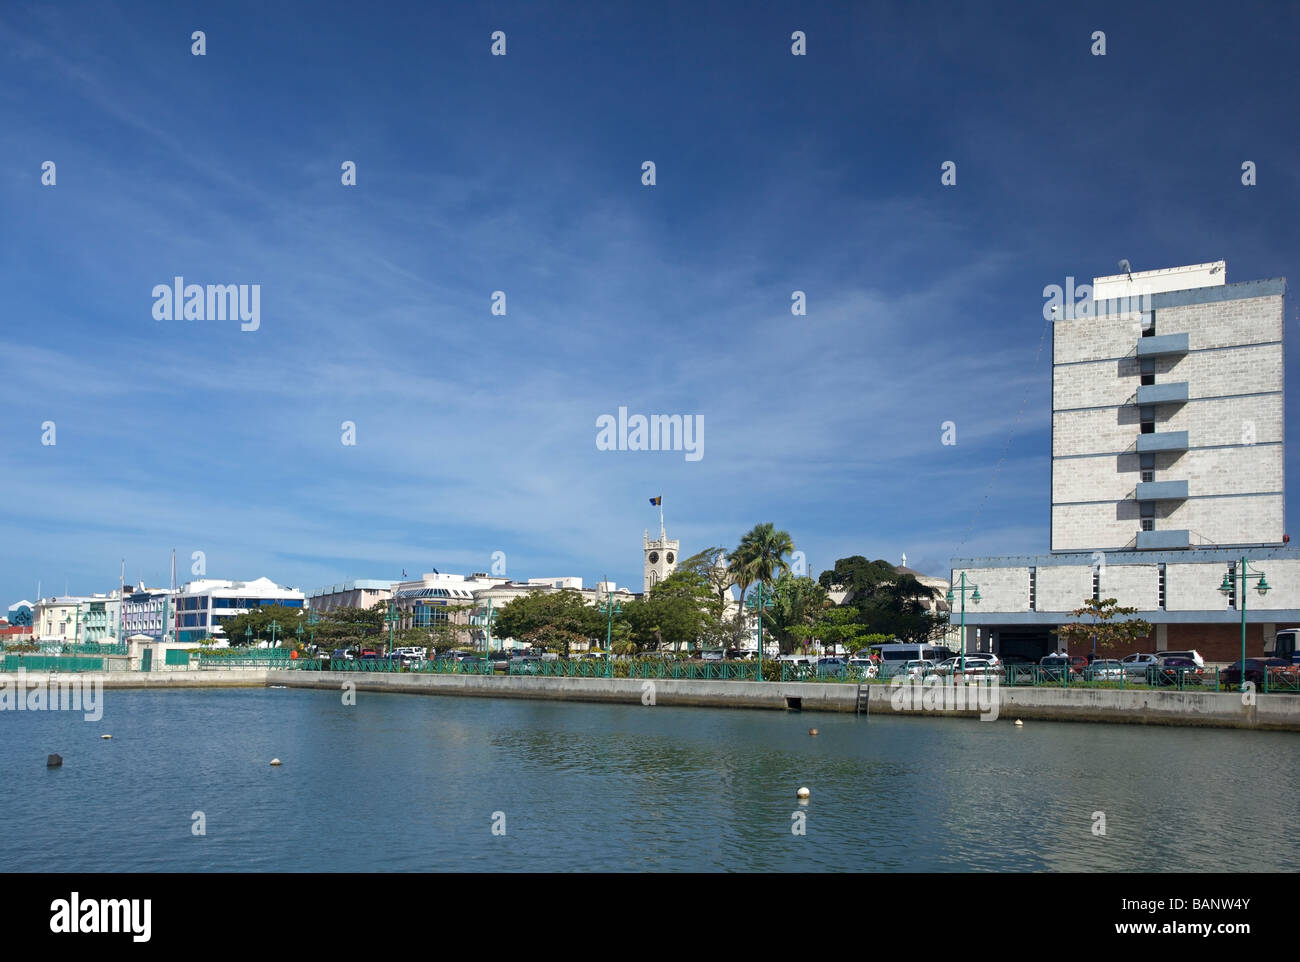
[1052,260,1283,552]
[954,261,1297,663]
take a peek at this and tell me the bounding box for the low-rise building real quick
[174,577,306,644]
[307,579,395,614]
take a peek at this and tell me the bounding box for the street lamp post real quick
[746,582,773,681]
[1219,557,1270,692]
[268,620,282,649]
[307,609,319,648]
[384,602,399,655]
[480,598,495,674]
[244,625,253,647]
[600,591,622,678]
[945,573,981,674]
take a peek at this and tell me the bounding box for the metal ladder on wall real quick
[855,684,869,717]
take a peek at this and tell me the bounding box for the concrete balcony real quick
[1137,529,1190,550]
[1136,480,1189,501]
[1136,431,1189,453]
[1136,332,1190,357]
[1136,382,1189,405]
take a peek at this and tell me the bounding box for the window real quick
[1140,501,1155,532]
[1158,564,1166,609]
[1092,568,1100,601]
[1140,453,1155,484]
[1142,310,1155,337]
[1226,564,1237,610]
[1141,519,1154,531]
[1140,405,1155,434]
[1140,358,1155,386]
[1028,567,1037,610]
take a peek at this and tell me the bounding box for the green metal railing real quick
[1,655,108,672]
[58,642,129,656]
[198,652,296,669]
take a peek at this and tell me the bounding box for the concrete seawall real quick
[268,670,1300,732]
[2,669,1297,731]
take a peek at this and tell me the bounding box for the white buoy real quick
[269,758,282,766]
[100,734,112,740]
[796,786,811,799]
[1014,719,1024,727]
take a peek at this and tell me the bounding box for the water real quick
[3,688,1297,871]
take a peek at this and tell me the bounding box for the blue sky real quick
[2,0,1298,603]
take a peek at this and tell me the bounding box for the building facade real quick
[307,579,394,614]
[1052,261,1284,552]
[174,577,306,644]
[122,585,175,642]
[956,261,1296,663]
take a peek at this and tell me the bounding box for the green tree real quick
[819,557,947,644]
[622,569,713,652]
[1056,598,1152,654]
[728,523,795,609]
[493,590,603,656]
[218,604,306,647]
[764,576,828,654]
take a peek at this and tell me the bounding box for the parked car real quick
[1088,659,1125,680]
[1154,657,1204,686]
[1219,658,1295,688]
[509,655,542,674]
[331,648,354,662]
[899,659,936,678]
[1162,649,1205,669]
[1121,653,1161,679]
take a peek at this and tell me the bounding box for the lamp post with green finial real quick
[945,573,981,675]
[746,582,773,681]
[1219,558,1270,693]
[599,584,622,678]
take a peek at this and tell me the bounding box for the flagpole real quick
[659,496,665,541]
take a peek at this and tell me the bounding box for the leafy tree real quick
[818,556,947,644]
[764,576,828,654]
[310,602,387,649]
[622,569,713,652]
[493,590,604,655]
[728,524,795,609]
[1056,598,1152,654]
[812,607,878,654]
[678,547,735,617]
[217,604,306,647]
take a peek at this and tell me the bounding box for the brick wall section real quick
[1036,565,1094,611]
[951,567,1030,612]
[1099,564,1159,610]
[1051,287,1285,552]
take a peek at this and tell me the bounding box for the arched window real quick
[649,571,659,589]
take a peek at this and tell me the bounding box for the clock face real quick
[666,552,675,564]
[648,552,659,564]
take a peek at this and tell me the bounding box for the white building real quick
[955,261,1298,663]
[174,577,306,644]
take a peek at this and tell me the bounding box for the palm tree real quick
[728,523,796,605]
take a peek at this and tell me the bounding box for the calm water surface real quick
[2,688,1296,871]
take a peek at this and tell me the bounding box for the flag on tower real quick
[649,496,662,506]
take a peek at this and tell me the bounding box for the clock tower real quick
[643,524,679,594]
